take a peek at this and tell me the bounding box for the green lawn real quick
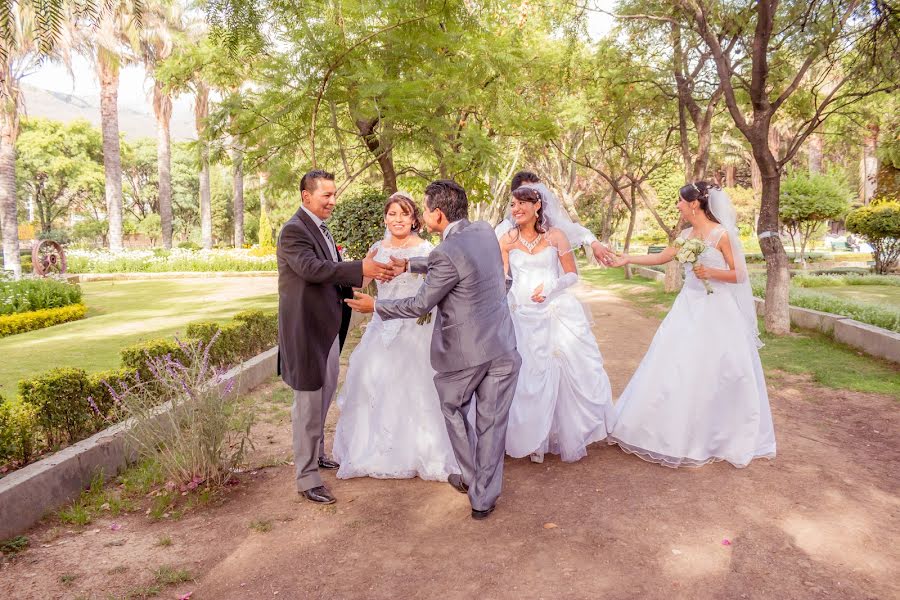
[813,285,900,310]
[0,277,277,396]
[581,266,900,397]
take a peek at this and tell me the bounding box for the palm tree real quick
[0,55,22,278]
[90,2,142,252]
[0,7,42,278]
[195,80,212,249]
[142,3,184,249]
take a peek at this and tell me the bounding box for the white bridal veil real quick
[707,187,762,348]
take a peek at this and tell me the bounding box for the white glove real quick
[537,272,578,301]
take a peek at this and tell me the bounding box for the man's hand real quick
[345,291,375,313]
[362,247,395,282]
[591,241,616,267]
[388,256,408,277]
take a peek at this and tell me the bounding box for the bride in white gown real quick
[497,184,616,463]
[608,182,776,468]
[333,193,460,481]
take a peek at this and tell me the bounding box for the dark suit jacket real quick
[277,207,363,391]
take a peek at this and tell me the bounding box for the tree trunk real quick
[808,130,824,174]
[622,188,637,281]
[154,82,174,249]
[354,116,397,194]
[232,144,244,248]
[725,164,736,187]
[756,149,791,335]
[195,83,212,249]
[99,52,125,252]
[860,124,878,204]
[0,83,20,278]
[750,155,762,199]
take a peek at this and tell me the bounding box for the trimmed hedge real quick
[0,309,279,472]
[0,303,87,338]
[0,397,39,465]
[18,367,93,447]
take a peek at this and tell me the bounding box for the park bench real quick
[829,241,851,251]
[647,245,666,254]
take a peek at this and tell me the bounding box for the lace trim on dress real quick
[607,437,776,469]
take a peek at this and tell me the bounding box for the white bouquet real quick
[673,238,713,294]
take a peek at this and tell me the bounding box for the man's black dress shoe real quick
[318,457,340,470]
[471,505,495,520]
[300,486,336,504]
[448,474,468,494]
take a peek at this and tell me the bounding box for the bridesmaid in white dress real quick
[498,185,616,463]
[333,193,460,481]
[608,182,776,468]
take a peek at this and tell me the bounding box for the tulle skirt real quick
[333,315,461,481]
[505,292,616,462]
[608,283,776,468]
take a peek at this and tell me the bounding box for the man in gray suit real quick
[347,180,521,520]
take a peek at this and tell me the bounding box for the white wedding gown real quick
[608,227,777,468]
[333,240,461,481]
[505,247,616,462]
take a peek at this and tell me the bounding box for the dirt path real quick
[2,284,898,600]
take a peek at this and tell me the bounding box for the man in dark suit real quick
[277,169,395,505]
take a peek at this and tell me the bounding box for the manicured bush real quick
[328,187,388,260]
[120,338,190,381]
[17,368,93,447]
[185,310,278,367]
[791,273,900,288]
[0,398,40,465]
[87,368,139,421]
[746,251,828,263]
[4,310,278,474]
[0,304,87,338]
[845,201,900,274]
[0,277,82,316]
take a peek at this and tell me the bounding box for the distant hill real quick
[19,84,196,142]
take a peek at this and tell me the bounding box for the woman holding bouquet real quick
[607,182,776,468]
[332,192,460,481]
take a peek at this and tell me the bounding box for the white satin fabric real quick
[333,240,461,481]
[505,246,616,462]
[609,227,777,468]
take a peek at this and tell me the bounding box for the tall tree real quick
[195,81,212,249]
[143,2,184,249]
[86,1,142,251]
[672,0,899,334]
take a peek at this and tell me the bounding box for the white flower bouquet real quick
[674,238,713,294]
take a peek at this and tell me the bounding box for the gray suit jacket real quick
[376,219,517,373]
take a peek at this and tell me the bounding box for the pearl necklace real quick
[520,232,543,253]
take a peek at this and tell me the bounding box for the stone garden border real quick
[629,267,900,364]
[0,347,279,541]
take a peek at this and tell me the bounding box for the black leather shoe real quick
[448,474,468,494]
[300,486,336,504]
[471,505,495,520]
[318,457,340,470]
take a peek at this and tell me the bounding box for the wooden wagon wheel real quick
[31,240,67,277]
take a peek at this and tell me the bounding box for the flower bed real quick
[66,248,277,273]
[0,277,82,315]
[0,304,88,338]
[0,309,278,475]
